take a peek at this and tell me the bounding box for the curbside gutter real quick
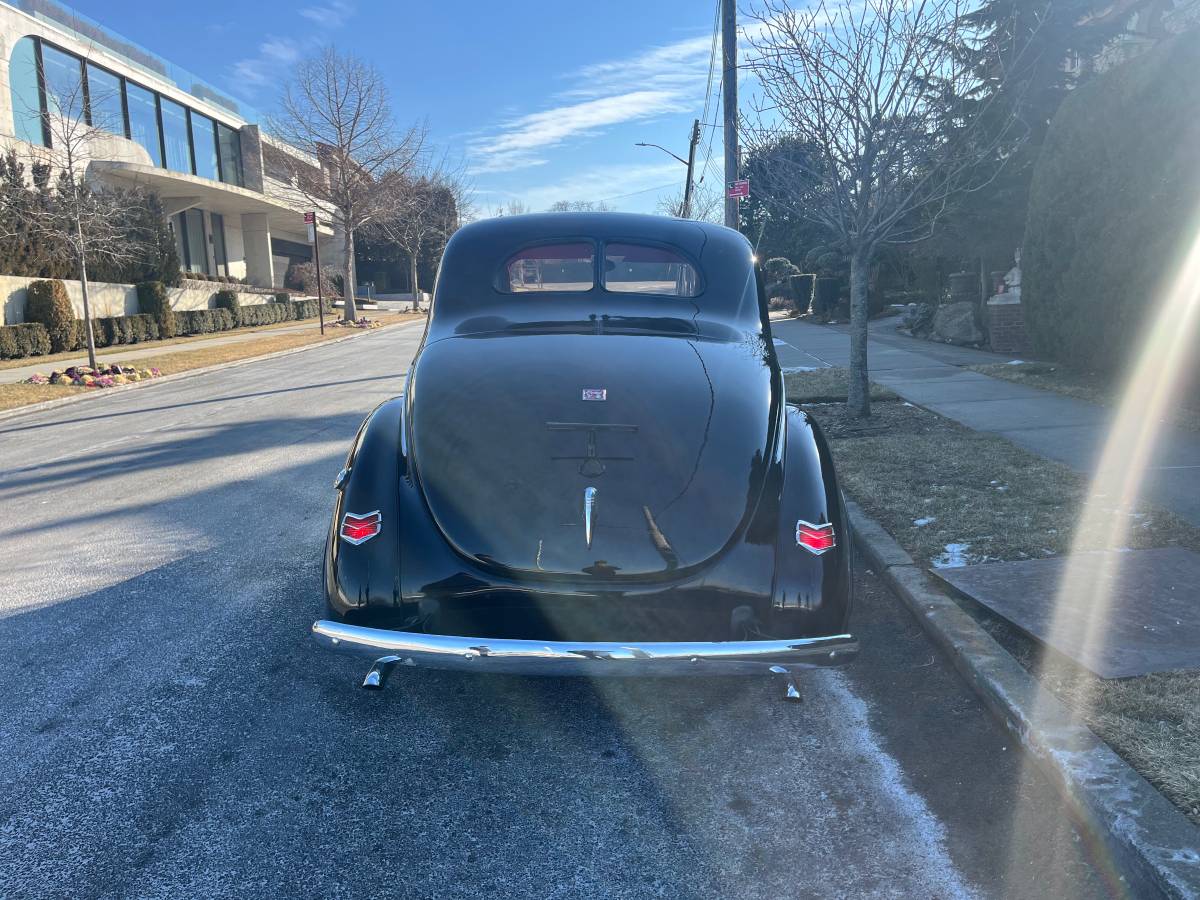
[0,318,426,425]
[847,499,1200,899]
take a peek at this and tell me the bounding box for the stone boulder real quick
[932,301,984,345]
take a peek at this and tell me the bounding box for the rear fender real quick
[769,405,852,634]
[325,397,406,617]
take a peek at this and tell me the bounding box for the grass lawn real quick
[0,315,421,413]
[793,381,1200,824]
[970,361,1200,433]
[783,367,897,404]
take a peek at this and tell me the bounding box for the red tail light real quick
[341,511,381,545]
[796,520,836,554]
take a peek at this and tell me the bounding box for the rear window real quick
[603,242,700,297]
[505,242,594,292]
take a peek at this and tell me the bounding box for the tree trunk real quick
[409,251,420,312]
[342,227,358,322]
[846,245,872,418]
[76,228,97,371]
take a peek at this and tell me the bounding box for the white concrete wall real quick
[0,274,278,324]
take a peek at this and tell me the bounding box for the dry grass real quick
[804,397,1200,824]
[0,316,420,413]
[970,361,1200,433]
[784,367,898,404]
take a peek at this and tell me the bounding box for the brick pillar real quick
[986,296,1028,353]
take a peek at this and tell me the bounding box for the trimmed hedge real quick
[26,279,77,353]
[137,280,176,339]
[213,289,240,319]
[97,315,160,347]
[237,302,291,327]
[1023,29,1200,374]
[176,308,236,335]
[290,298,323,319]
[0,294,330,359]
[0,322,51,358]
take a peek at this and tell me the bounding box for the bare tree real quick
[502,199,530,216]
[270,47,424,320]
[656,179,723,223]
[369,161,467,311]
[15,62,139,369]
[743,0,1031,416]
[547,200,612,212]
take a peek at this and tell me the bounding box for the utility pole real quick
[682,118,700,219]
[721,0,739,230]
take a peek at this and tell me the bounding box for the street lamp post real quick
[635,118,701,218]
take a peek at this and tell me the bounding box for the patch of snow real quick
[814,672,980,900]
[1006,359,1026,365]
[783,365,821,373]
[932,543,972,569]
[913,516,937,527]
[903,401,915,407]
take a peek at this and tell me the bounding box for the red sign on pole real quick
[303,211,316,225]
[726,179,750,199]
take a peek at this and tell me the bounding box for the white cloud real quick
[300,1,355,28]
[513,160,686,212]
[469,32,718,175]
[469,90,688,175]
[231,4,355,92]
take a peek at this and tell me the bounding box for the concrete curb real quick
[846,499,1200,899]
[0,318,425,425]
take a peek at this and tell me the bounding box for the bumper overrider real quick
[312,619,859,683]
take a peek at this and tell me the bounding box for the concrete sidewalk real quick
[0,314,409,385]
[772,316,1200,526]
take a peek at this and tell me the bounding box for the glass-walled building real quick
[0,0,338,289]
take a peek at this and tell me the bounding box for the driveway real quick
[0,326,1110,898]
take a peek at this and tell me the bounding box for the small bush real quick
[137,280,175,339]
[213,289,240,317]
[0,322,51,358]
[25,279,77,353]
[213,308,234,331]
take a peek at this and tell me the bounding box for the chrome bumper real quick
[311,619,859,676]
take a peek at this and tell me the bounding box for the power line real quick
[596,180,684,203]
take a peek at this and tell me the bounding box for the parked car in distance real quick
[313,212,857,695]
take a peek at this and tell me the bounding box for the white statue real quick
[1002,247,1021,299]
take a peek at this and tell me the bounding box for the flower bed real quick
[329,317,383,330]
[21,364,163,388]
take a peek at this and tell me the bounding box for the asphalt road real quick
[0,323,1115,899]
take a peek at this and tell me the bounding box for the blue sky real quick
[68,0,729,216]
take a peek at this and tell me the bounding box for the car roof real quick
[451,211,750,256]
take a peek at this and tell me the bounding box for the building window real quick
[217,124,243,187]
[9,37,45,146]
[86,63,126,136]
[125,81,162,166]
[8,34,250,186]
[189,111,219,181]
[160,97,190,174]
[211,213,229,276]
[39,43,84,122]
[177,209,210,275]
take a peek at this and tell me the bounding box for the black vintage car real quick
[313,213,857,696]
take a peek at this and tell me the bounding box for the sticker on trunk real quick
[581,389,607,401]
